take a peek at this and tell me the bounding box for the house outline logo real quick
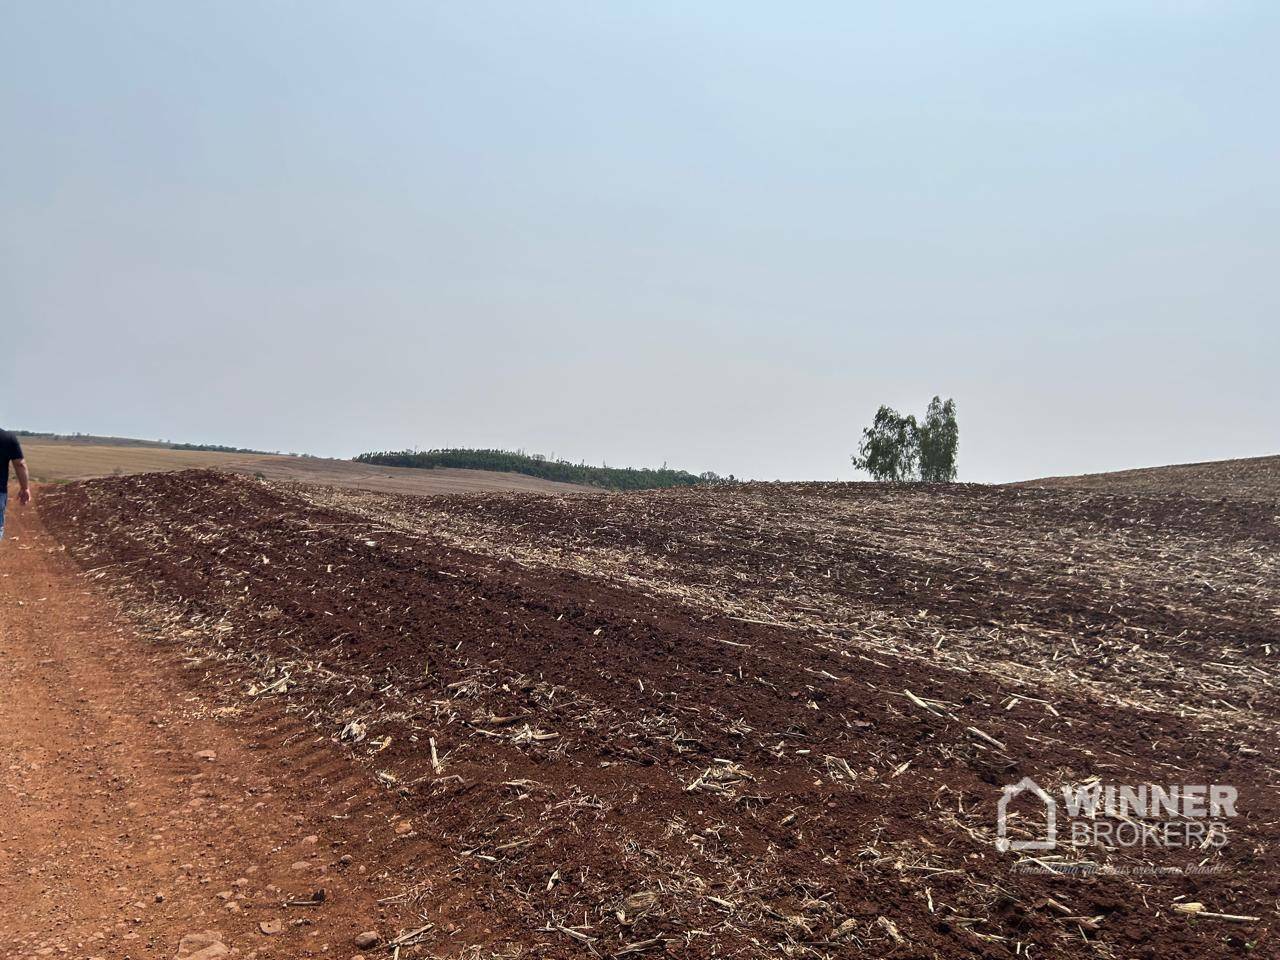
[996,776,1056,851]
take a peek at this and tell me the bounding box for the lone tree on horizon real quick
[851,396,958,482]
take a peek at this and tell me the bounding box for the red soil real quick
[0,496,457,960]
[26,471,1280,958]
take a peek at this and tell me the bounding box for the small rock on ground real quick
[176,930,229,960]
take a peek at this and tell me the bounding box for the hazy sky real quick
[2,2,1276,482]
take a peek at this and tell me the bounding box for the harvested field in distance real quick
[1021,453,1280,502]
[21,438,260,477]
[42,470,1280,959]
[21,438,590,495]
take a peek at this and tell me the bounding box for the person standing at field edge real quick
[0,429,32,540]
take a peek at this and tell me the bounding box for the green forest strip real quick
[354,448,705,491]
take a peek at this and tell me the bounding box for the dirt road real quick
[0,497,413,960]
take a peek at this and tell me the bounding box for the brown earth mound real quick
[41,471,1280,958]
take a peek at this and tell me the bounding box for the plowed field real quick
[36,471,1280,958]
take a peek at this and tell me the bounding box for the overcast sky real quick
[2,2,1275,482]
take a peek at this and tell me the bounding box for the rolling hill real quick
[16,436,591,496]
[1019,453,1280,501]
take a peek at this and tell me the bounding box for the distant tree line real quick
[169,441,279,454]
[356,448,710,491]
[851,396,958,482]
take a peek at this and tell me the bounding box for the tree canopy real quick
[851,397,958,482]
[918,396,959,482]
[355,448,707,491]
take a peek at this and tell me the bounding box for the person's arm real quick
[13,459,31,505]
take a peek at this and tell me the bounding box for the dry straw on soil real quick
[43,470,1280,959]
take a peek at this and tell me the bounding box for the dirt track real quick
[24,470,1280,959]
[0,498,493,959]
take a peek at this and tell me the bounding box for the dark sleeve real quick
[1,435,21,461]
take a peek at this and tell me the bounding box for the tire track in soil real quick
[0,496,510,960]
